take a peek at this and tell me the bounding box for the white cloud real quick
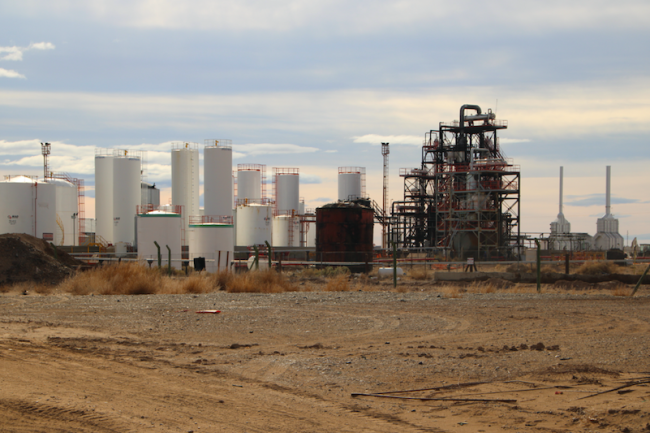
[0,42,55,61]
[353,134,423,146]
[0,46,23,61]
[28,42,55,51]
[232,143,319,156]
[14,1,649,34]
[0,68,26,79]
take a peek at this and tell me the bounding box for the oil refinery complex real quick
[0,105,644,270]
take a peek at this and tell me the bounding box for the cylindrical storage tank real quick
[137,210,183,269]
[204,145,233,217]
[306,222,316,247]
[237,170,261,201]
[95,155,114,244]
[0,176,36,236]
[45,179,78,246]
[141,182,160,206]
[272,215,300,247]
[189,223,234,273]
[35,181,57,241]
[276,173,299,214]
[316,202,374,273]
[338,172,362,201]
[113,156,141,246]
[171,144,200,224]
[236,204,272,246]
[0,176,57,242]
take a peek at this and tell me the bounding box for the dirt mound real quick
[0,233,82,287]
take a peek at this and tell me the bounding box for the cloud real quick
[0,68,26,79]
[0,42,55,61]
[19,1,650,34]
[232,143,319,156]
[28,42,55,51]
[565,193,641,207]
[324,150,338,153]
[353,134,423,146]
[313,197,332,202]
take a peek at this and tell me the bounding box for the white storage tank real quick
[275,169,299,214]
[190,220,234,273]
[113,155,141,246]
[272,215,300,247]
[237,166,263,201]
[0,176,57,241]
[137,208,183,269]
[338,167,365,201]
[171,143,200,224]
[141,182,160,206]
[236,204,272,246]
[306,221,316,247]
[95,154,114,244]
[45,178,78,246]
[204,142,233,217]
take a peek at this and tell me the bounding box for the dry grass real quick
[298,266,351,279]
[439,285,463,298]
[226,269,299,293]
[612,284,632,297]
[59,262,165,295]
[212,270,234,291]
[408,266,430,281]
[324,274,351,292]
[575,261,618,275]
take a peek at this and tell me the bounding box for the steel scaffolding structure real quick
[390,104,521,260]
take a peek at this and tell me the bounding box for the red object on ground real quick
[196,310,221,314]
[555,391,563,395]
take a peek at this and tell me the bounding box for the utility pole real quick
[381,142,390,249]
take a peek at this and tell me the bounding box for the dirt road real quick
[1,289,649,432]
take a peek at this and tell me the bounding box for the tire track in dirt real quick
[0,398,134,433]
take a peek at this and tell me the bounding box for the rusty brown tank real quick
[316,201,374,273]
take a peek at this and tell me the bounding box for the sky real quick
[1,0,649,245]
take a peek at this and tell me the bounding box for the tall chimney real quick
[559,166,564,216]
[606,166,611,216]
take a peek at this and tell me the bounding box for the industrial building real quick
[0,105,636,268]
[387,104,521,260]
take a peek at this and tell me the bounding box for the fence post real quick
[166,245,172,275]
[253,245,260,270]
[535,239,541,293]
[631,262,650,296]
[393,242,397,288]
[154,241,161,269]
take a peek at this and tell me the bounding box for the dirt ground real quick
[1,282,649,432]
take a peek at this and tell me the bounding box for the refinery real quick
[0,104,643,269]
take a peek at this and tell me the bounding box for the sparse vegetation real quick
[408,266,430,281]
[575,261,618,275]
[226,269,299,293]
[324,274,350,292]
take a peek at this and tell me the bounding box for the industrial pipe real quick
[265,240,273,269]
[459,104,482,130]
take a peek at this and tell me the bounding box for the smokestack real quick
[559,166,564,216]
[606,166,611,216]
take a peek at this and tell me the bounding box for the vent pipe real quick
[605,166,611,216]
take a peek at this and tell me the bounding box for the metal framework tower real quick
[390,105,521,260]
[381,142,389,248]
[41,142,51,179]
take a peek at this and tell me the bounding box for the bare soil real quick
[1,283,649,432]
